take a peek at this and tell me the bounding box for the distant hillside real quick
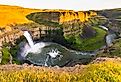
[97,8,121,33]
[97,8,121,20]
[0,5,42,27]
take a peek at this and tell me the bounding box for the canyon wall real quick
[0,30,23,49]
[0,25,62,48]
[26,11,97,24]
[26,11,97,38]
[0,10,98,48]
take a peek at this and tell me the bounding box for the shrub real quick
[1,47,11,64]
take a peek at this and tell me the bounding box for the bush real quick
[1,47,11,64]
[1,43,21,65]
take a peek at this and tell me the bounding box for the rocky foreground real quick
[0,57,120,72]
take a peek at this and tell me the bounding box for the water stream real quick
[99,25,117,46]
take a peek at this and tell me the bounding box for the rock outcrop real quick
[26,11,97,24]
[0,30,23,48]
[26,11,97,38]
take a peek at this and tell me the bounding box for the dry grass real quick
[0,5,42,27]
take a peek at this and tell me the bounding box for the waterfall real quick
[23,31,34,48]
[22,31,48,57]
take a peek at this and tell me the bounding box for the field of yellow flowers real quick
[0,5,43,27]
[0,58,121,82]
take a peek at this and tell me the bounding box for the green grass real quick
[78,27,106,51]
[66,26,106,51]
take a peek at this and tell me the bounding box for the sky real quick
[0,0,121,11]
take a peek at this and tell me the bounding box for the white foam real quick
[47,49,61,58]
[24,42,48,57]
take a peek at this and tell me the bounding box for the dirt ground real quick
[0,57,121,73]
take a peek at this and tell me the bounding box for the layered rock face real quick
[0,30,23,48]
[26,11,97,38]
[26,11,97,24]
